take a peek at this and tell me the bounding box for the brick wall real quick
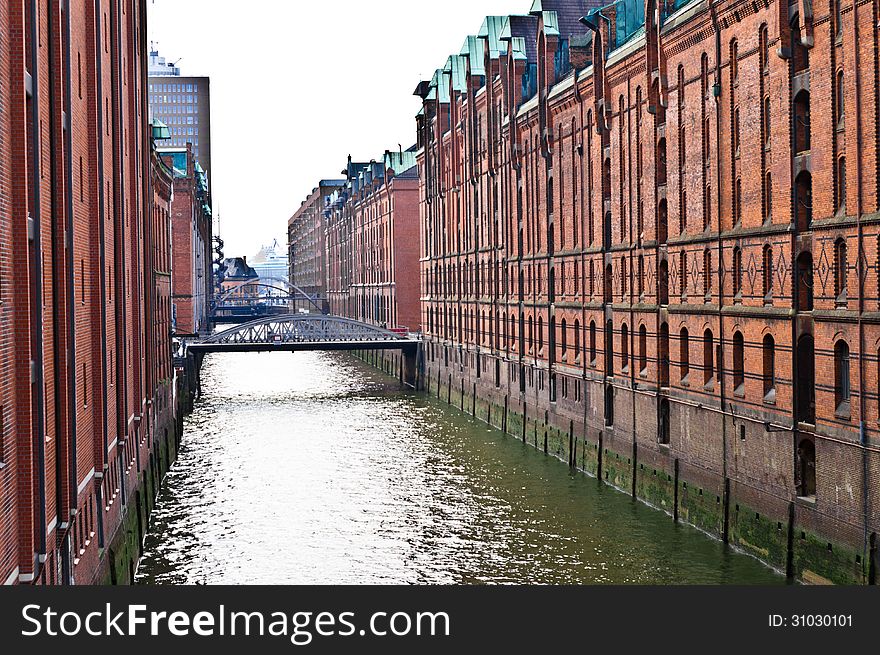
[322,162,422,332]
[0,0,177,585]
[416,0,880,583]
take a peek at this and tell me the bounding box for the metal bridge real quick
[188,314,420,354]
[210,277,325,323]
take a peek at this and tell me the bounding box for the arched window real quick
[604,263,613,303]
[638,255,645,298]
[795,171,813,231]
[836,70,845,126]
[797,335,816,423]
[680,250,688,299]
[680,328,690,381]
[621,323,629,372]
[733,246,742,298]
[734,177,742,225]
[605,384,614,427]
[793,90,811,154]
[762,244,773,301]
[528,315,534,352]
[834,238,848,300]
[658,199,668,244]
[574,319,581,359]
[733,105,741,156]
[703,249,712,298]
[701,52,709,96]
[659,259,669,305]
[792,20,809,73]
[589,321,597,365]
[589,260,595,297]
[733,331,745,395]
[704,329,715,385]
[659,322,670,387]
[835,340,851,413]
[639,325,648,374]
[603,158,611,200]
[759,24,769,73]
[538,315,544,351]
[677,64,685,107]
[763,95,771,149]
[561,318,568,356]
[657,138,667,186]
[703,116,711,161]
[763,334,776,400]
[704,184,712,230]
[605,320,614,376]
[680,189,687,235]
[797,251,814,311]
[796,438,816,498]
[730,39,739,84]
[659,398,670,445]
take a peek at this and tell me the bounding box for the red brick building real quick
[161,145,213,336]
[323,150,422,332]
[417,0,879,583]
[288,179,345,313]
[0,0,178,586]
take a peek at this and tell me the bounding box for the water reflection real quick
[136,351,782,585]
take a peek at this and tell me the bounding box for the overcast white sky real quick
[147,0,520,257]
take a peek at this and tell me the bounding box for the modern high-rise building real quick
[148,49,213,185]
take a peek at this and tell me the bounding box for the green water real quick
[137,351,783,585]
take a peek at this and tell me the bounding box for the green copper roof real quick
[460,35,486,76]
[510,36,528,61]
[529,0,543,12]
[151,118,171,141]
[443,54,468,93]
[479,16,508,58]
[383,150,417,175]
[541,10,560,36]
[427,68,450,103]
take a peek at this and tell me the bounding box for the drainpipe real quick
[61,0,80,554]
[625,66,637,478]
[851,5,870,575]
[110,0,129,508]
[28,0,48,583]
[709,1,730,541]
[48,0,79,584]
[94,0,108,548]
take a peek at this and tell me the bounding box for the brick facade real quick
[416,0,879,583]
[324,151,422,332]
[288,180,344,313]
[0,0,178,585]
[161,145,213,336]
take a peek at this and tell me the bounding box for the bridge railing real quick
[195,314,416,346]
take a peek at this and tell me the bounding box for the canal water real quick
[136,350,782,585]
